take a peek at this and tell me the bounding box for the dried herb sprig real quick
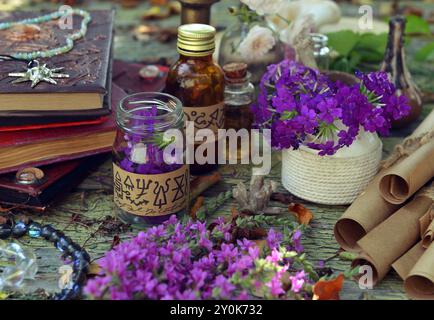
[235,214,299,230]
[195,191,233,221]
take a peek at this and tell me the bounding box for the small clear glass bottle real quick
[112,92,189,227]
[223,62,255,161]
[310,33,330,70]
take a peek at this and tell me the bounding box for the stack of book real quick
[0,10,120,211]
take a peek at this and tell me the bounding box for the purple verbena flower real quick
[251,60,411,156]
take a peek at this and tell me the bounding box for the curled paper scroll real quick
[392,209,434,299]
[392,241,425,281]
[404,243,434,300]
[334,175,399,251]
[379,138,434,205]
[419,209,434,248]
[351,192,433,284]
[334,110,434,252]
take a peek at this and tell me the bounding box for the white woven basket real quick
[281,133,383,205]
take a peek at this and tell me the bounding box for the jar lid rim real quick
[117,92,184,133]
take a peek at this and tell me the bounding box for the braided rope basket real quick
[281,133,383,205]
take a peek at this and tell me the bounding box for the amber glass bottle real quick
[166,24,225,175]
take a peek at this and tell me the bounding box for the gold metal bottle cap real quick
[177,24,216,57]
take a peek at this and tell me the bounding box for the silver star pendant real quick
[8,60,69,88]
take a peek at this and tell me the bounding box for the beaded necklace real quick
[0,9,91,61]
[0,9,91,87]
[0,217,90,300]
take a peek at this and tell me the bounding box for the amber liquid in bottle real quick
[166,54,225,175]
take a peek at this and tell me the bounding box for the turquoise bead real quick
[3,9,92,60]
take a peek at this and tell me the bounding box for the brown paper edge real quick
[404,242,434,300]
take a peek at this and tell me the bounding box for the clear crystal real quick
[1,267,25,288]
[0,241,38,289]
[18,248,38,279]
[0,242,24,261]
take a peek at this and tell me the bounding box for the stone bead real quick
[72,250,91,263]
[48,230,63,243]
[55,236,72,252]
[68,283,83,299]
[73,259,89,273]
[12,221,28,238]
[0,224,12,239]
[72,271,86,284]
[54,288,69,300]
[28,221,42,238]
[67,242,81,254]
[41,225,56,240]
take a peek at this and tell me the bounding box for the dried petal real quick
[313,273,344,300]
[289,203,314,225]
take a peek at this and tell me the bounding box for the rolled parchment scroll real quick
[351,189,433,284]
[334,109,434,252]
[379,138,434,205]
[404,243,434,300]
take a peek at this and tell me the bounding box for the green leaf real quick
[348,51,362,68]
[339,251,359,261]
[330,57,351,73]
[415,42,434,62]
[354,48,384,63]
[405,15,431,35]
[343,266,361,279]
[355,33,387,55]
[327,30,359,57]
[280,110,297,120]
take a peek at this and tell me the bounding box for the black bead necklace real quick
[0,217,90,300]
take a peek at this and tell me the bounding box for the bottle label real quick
[113,163,189,217]
[183,102,225,134]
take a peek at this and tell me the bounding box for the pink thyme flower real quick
[290,270,306,293]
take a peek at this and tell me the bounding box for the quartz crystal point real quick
[233,174,278,214]
[0,241,38,290]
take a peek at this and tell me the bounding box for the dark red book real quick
[0,83,126,174]
[0,154,108,211]
[0,116,108,132]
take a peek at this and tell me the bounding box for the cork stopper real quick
[223,62,252,85]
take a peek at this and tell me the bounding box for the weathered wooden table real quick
[4,0,434,300]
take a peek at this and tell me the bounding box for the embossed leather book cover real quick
[0,10,114,113]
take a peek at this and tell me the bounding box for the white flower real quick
[279,14,315,45]
[131,143,147,164]
[240,0,287,16]
[238,25,276,62]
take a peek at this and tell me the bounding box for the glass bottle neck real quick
[226,80,251,91]
[179,53,214,62]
